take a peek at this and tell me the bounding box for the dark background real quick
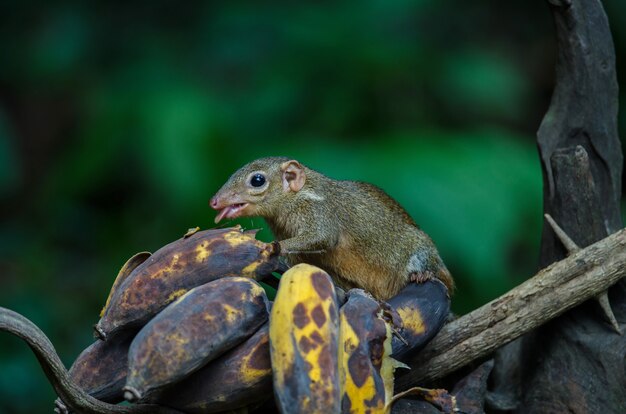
[0,1,624,413]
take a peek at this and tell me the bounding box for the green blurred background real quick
[0,1,625,412]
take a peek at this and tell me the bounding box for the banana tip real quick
[123,386,142,402]
[93,324,107,341]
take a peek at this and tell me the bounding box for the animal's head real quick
[210,157,307,223]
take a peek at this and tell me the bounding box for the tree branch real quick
[396,226,626,391]
[0,307,183,414]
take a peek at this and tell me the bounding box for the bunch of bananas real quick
[53,226,452,414]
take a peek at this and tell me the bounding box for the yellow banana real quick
[339,289,405,414]
[270,264,340,414]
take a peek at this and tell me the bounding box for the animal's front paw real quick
[267,240,281,256]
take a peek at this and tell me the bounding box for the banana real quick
[124,277,270,401]
[339,289,406,414]
[96,226,280,340]
[147,322,272,413]
[386,280,450,360]
[270,264,340,414]
[48,226,448,414]
[99,252,152,319]
[54,332,134,413]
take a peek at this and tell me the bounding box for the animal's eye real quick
[250,173,266,187]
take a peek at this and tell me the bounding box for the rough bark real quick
[395,226,626,390]
[401,3,624,411]
[491,0,625,412]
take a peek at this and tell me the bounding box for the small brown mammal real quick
[210,157,453,300]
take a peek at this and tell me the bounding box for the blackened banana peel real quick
[56,312,273,414]
[54,332,134,414]
[124,277,270,400]
[388,279,450,361]
[96,226,281,340]
[146,322,272,413]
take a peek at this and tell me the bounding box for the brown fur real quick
[211,157,453,300]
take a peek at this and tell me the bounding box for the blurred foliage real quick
[0,1,624,413]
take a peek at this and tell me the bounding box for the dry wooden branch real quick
[0,307,184,414]
[545,213,622,334]
[396,226,626,391]
[493,0,624,409]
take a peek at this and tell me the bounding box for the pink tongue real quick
[214,207,231,224]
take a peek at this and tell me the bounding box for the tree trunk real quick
[492,0,625,412]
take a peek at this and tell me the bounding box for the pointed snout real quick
[210,191,235,210]
[209,195,220,210]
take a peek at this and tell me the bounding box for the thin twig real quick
[544,214,580,254]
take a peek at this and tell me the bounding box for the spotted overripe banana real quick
[99,252,152,320]
[96,226,280,340]
[54,332,134,414]
[386,280,449,360]
[124,277,270,401]
[147,323,272,413]
[270,264,340,414]
[339,289,406,414]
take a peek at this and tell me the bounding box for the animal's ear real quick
[280,160,306,192]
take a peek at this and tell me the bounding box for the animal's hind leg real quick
[409,270,435,284]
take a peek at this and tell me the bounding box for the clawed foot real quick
[266,240,281,256]
[409,270,435,284]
